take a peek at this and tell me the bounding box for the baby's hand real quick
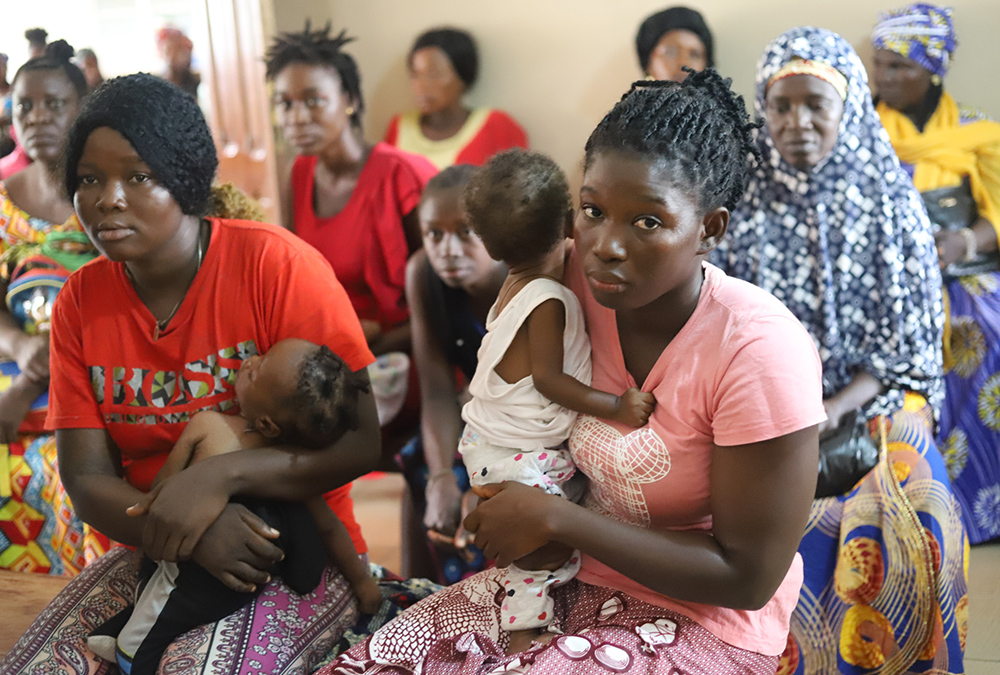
[613,388,655,427]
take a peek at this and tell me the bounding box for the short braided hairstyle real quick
[265,21,364,127]
[284,345,371,450]
[13,40,88,99]
[462,149,571,268]
[585,68,760,212]
[64,73,217,215]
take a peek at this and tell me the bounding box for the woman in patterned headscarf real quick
[713,26,967,675]
[874,2,1000,546]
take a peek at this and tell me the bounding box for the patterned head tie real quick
[871,3,956,79]
[768,58,848,100]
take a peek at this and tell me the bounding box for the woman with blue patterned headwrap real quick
[874,2,1000,547]
[714,26,967,675]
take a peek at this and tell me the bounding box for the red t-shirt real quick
[291,142,436,331]
[47,218,375,553]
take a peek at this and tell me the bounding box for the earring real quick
[931,74,942,86]
[345,106,356,116]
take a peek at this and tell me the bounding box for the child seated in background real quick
[88,338,382,675]
[459,149,655,653]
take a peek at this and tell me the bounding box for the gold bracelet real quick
[959,228,978,262]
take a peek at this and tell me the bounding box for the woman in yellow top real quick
[384,28,528,170]
[874,3,1000,544]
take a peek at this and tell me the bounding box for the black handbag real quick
[921,182,999,278]
[815,409,879,498]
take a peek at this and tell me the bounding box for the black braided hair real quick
[585,68,760,212]
[265,20,364,127]
[462,149,571,268]
[420,163,476,205]
[409,28,479,89]
[285,345,371,450]
[13,40,88,99]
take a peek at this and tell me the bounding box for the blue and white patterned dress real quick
[713,27,967,675]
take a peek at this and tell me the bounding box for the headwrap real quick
[64,73,218,215]
[712,26,944,417]
[768,58,848,100]
[872,3,957,79]
[635,6,714,72]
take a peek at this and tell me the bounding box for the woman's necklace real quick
[126,221,205,341]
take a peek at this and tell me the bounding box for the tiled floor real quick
[2,471,999,670]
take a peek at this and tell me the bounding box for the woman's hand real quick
[423,471,463,536]
[129,460,232,562]
[0,382,36,443]
[427,488,479,560]
[13,333,49,383]
[934,230,967,269]
[819,398,846,435]
[463,482,562,567]
[190,503,284,593]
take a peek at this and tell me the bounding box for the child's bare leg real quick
[307,498,382,613]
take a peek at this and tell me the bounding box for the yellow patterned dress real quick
[0,183,110,574]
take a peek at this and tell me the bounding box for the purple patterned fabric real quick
[0,547,362,675]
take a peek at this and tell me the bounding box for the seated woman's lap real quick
[788,403,968,674]
[0,547,365,675]
[326,567,778,675]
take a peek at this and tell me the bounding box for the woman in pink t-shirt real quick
[320,70,826,675]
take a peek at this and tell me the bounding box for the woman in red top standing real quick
[383,28,528,170]
[269,23,436,358]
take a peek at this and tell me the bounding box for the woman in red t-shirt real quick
[1,74,385,675]
[267,23,437,358]
[384,27,529,170]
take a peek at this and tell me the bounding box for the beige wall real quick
[272,0,1000,184]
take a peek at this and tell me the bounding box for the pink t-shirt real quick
[567,256,826,655]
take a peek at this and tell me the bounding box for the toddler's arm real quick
[529,299,654,427]
[305,497,382,613]
[152,412,248,489]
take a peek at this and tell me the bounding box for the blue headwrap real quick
[872,3,957,79]
[712,26,944,417]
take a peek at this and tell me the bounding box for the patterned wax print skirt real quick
[781,399,968,675]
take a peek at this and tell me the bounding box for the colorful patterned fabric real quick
[780,402,968,675]
[871,3,957,79]
[0,183,108,576]
[0,435,109,574]
[320,569,779,675]
[713,26,945,419]
[938,276,1000,542]
[0,547,437,675]
[879,94,1000,543]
